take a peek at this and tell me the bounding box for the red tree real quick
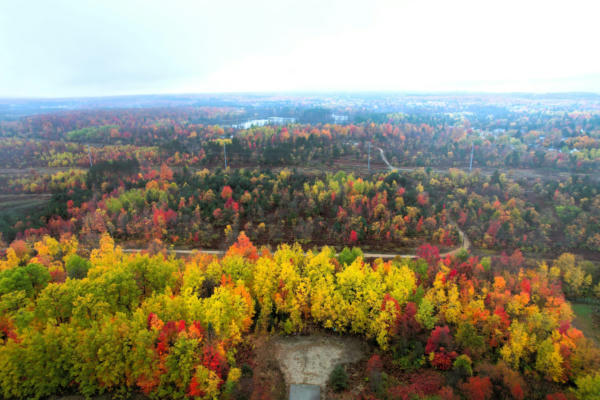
[460,376,493,400]
[221,185,233,200]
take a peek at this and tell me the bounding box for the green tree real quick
[65,255,91,279]
[0,263,50,298]
[337,247,363,265]
[573,373,600,400]
[329,364,348,392]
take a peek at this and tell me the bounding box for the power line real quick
[87,145,93,167]
[469,142,474,172]
[367,142,371,173]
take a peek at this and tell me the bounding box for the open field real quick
[572,303,600,344]
[0,193,51,214]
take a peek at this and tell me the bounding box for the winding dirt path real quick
[110,150,474,260]
[1,148,472,260]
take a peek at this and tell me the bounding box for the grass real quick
[0,198,48,215]
[571,302,600,344]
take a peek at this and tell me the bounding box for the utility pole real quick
[367,142,371,173]
[469,142,474,172]
[87,145,93,168]
[223,143,228,168]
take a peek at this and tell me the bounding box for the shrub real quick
[329,364,348,392]
[392,340,425,371]
[366,354,383,374]
[241,363,253,378]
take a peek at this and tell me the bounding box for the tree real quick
[329,365,348,392]
[536,337,565,383]
[425,326,453,355]
[573,373,600,400]
[0,263,50,298]
[220,185,233,200]
[460,376,493,400]
[337,247,363,265]
[65,254,91,279]
[500,321,535,370]
[453,354,473,378]
[416,297,437,330]
[455,323,485,358]
[553,253,592,298]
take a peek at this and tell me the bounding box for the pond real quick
[230,117,296,129]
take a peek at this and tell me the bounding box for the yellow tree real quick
[535,335,565,383]
[500,321,536,369]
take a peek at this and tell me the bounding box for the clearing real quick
[571,302,600,345]
[274,335,366,390]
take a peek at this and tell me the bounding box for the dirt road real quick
[120,224,470,259]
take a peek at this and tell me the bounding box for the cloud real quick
[1,0,598,97]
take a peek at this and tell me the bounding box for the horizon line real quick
[2,89,600,101]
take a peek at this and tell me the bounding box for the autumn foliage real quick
[0,232,597,399]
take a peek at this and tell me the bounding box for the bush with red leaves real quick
[366,354,383,374]
[387,370,445,400]
[188,377,206,398]
[398,302,421,337]
[460,376,493,400]
[546,393,574,400]
[202,345,229,380]
[417,243,440,268]
[425,325,453,354]
[477,361,527,400]
[438,386,460,400]
[431,351,455,370]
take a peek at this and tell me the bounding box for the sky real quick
[1,0,599,98]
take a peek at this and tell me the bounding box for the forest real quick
[0,233,599,399]
[1,94,600,399]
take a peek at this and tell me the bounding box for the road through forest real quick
[121,148,471,259]
[1,148,472,260]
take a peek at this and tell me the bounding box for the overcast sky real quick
[1,0,599,97]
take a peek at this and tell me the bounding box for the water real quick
[230,117,296,129]
[332,114,348,122]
